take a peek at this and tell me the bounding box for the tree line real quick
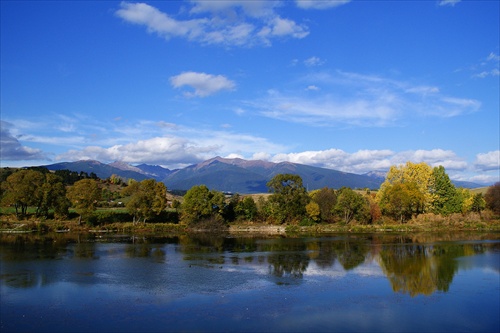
[1,162,499,227]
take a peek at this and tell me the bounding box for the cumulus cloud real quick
[263,16,309,39]
[246,70,481,127]
[468,174,499,185]
[55,125,288,169]
[56,137,208,168]
[268,148,467,174]
[170,71,236,97]
[270,149,394,173]
[116,2,309,47]
[474,150,500,171]
[116,2,206,40]
[391,149,468,170]
[296,0,351,10]
[0,121,48,161]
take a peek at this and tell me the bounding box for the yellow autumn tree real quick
[377,161,433,218]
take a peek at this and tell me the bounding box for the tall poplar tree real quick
[429,166,461,215]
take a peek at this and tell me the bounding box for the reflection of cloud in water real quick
[218,254,385,281]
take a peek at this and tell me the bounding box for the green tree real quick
[470,193,486,214]
[54,169,82,185]
[310,187,337,222]
[485,182,500,215]
[235,196,258,221]
[122,179,167,223]
[67,178,101,224]
[1,169,45,217]
[429,166,462,215]
[334,187,370,224]
[266,174,310,224]
[180,185,225,225]
[37,173,70,218]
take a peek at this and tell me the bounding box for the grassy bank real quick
[1,212,499,236]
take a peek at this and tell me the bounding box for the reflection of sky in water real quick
[456,251,500,273]
[1,235,499,332]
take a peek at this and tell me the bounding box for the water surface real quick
[1,232,499,332]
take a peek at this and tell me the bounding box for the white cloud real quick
[405,86,440,94]
[486,52,500,62]
[474,151,500,171]
[233,107,246,115]
[438,0,461,6]
[433,97,481,117]
[471,52,500,78]
[268,16,308,38]
[248,89,398,127]
[391,149,468,170]
[304,56,324,67]
[246,70,481,127]
[170,71,236,97]
[116,2,309,47]
[0,121,48,161]
[306,85,319,91]
[296,0,351,10]
[116,2,207,41]
[268,148,468,174]
[270,149,383,173]
[56,136,209,168]
[468,174,499,185]
[252,152,272,161]
[54,123,288,169]
[473,69,500,78]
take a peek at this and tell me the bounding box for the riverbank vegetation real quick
[1,162,499,234]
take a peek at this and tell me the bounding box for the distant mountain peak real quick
[109,161,143,173]
[203,156,276,169]
[162,156,385,193]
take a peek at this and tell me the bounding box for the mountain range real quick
[38,157,483,193]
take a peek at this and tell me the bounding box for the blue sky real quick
[1,0,499,184]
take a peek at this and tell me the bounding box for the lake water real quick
[1,232,499,332]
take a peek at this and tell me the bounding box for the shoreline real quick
[2,219,500,236]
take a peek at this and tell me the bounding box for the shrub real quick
[299,217,316,226]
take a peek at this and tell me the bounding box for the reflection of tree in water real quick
[378,242,486,297]
[1,270,39,288]
[334,239,370,270]
[124,242,166,262]
[310,241,336,269]
[73,242,98,259]
[0,234,93,260]
[267,252,310,278]
[310,238,370,270]
[258,238,310,279]
[178,234,227,254]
